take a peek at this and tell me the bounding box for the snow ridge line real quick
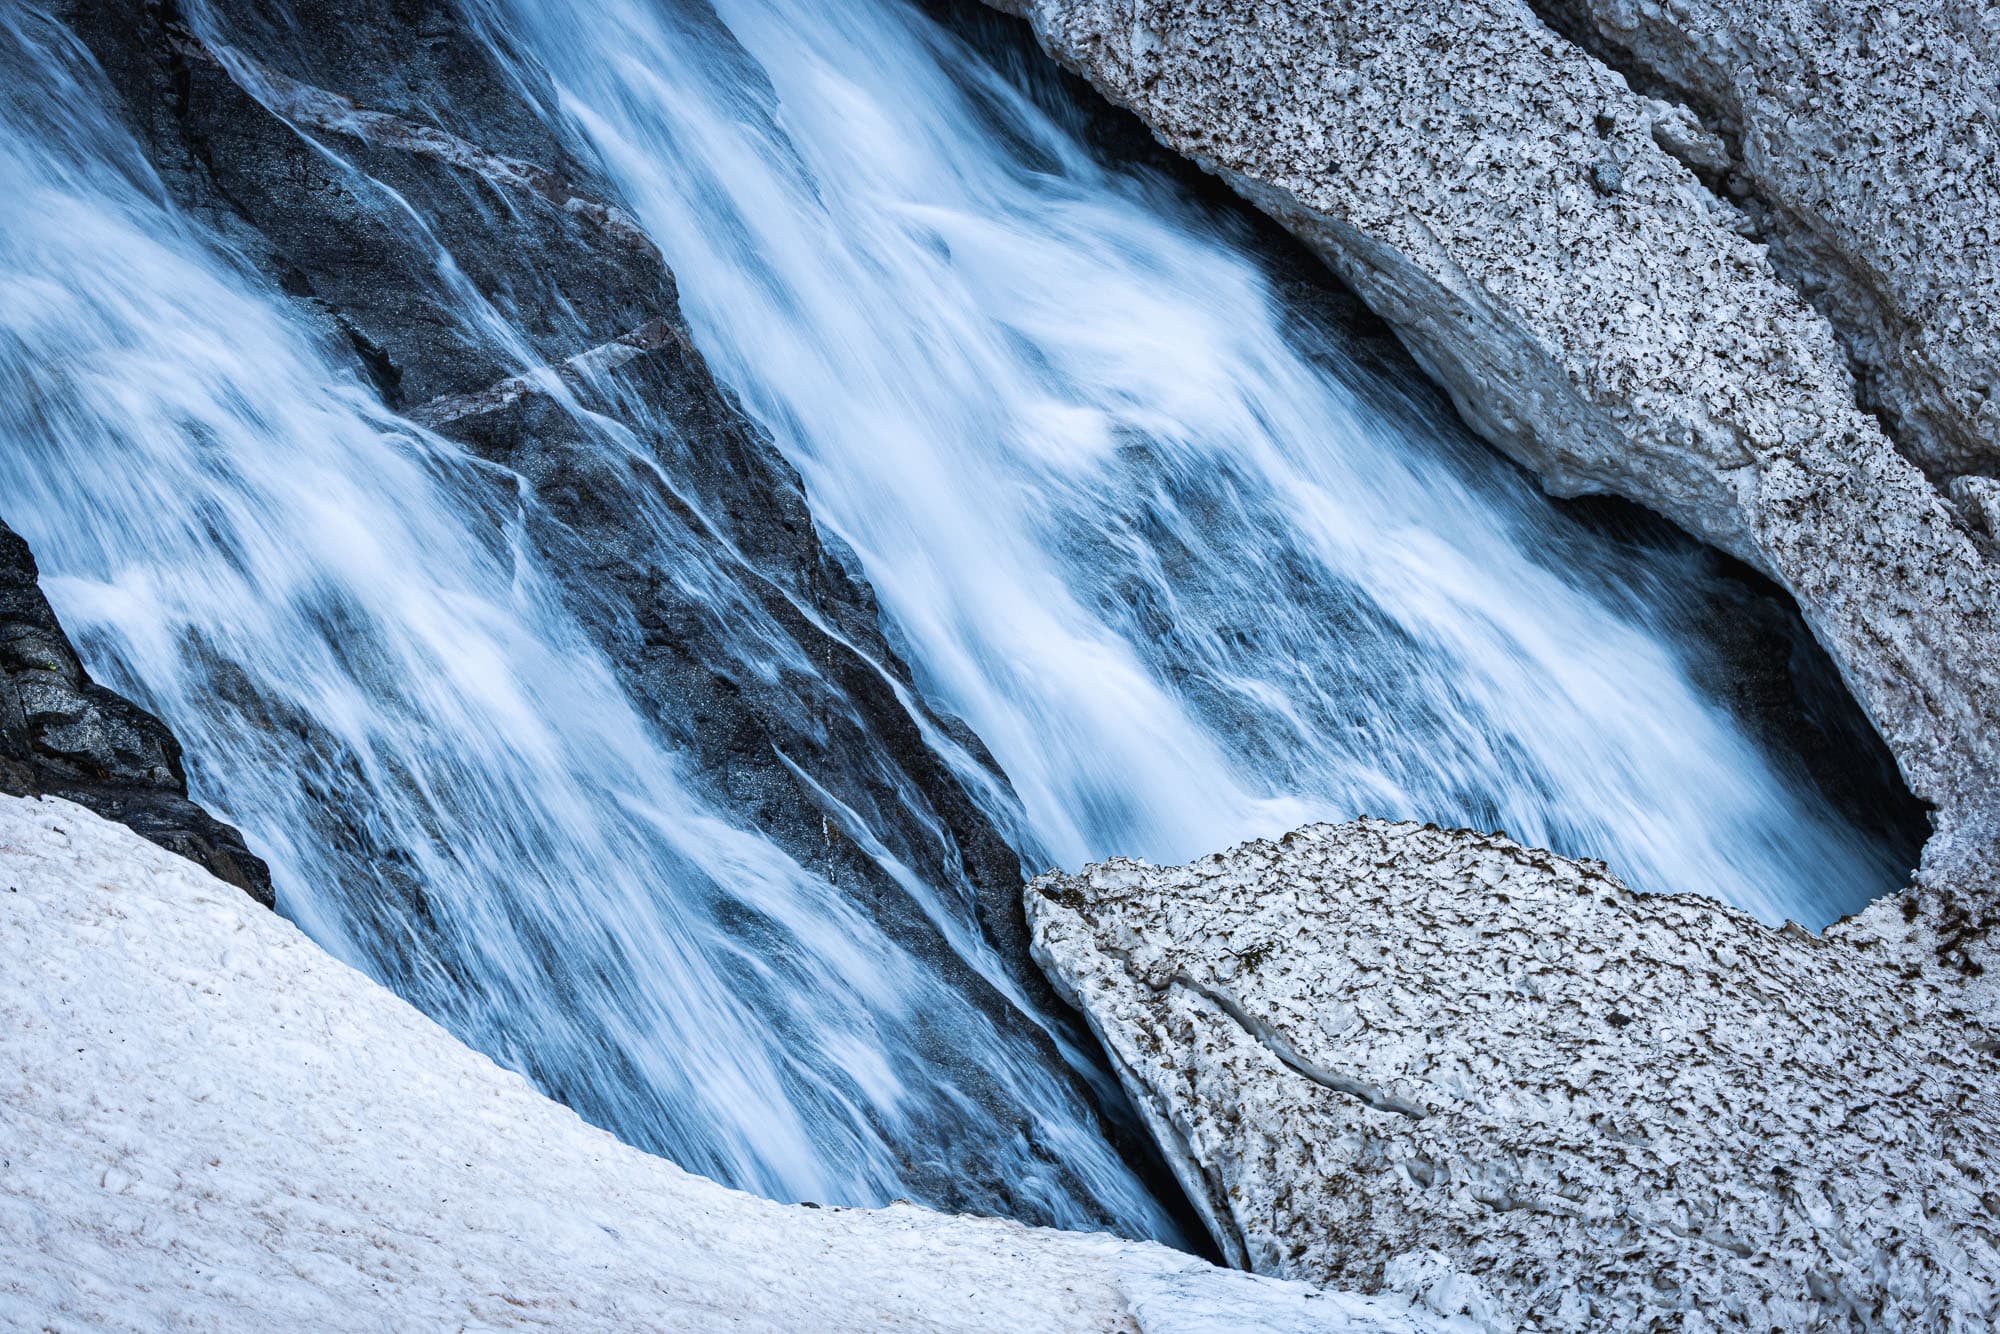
[1173,973,1430,1121]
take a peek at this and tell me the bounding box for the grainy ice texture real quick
[0,794,1464,1334]
[1027,819,2000,1331]
[1542,0,2000,476]
[982,0,2000,866]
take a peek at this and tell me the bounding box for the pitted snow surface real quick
[1545,0,2000,477]
[1029,818,2000,1331]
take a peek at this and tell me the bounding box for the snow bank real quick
[1027,819,2000,1330]
[1542,0,2000,477]
[0,794,1459,1333]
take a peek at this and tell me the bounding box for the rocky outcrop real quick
[0,521,271,905]
[1536,0,2000,477]
[0,793,1465,1334]
[1028,819,2000,1330]
[982,0,2000,884]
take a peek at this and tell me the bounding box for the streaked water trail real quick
[0,0,1913,1253]
[490,0,1909,925]
[0,7,1175,1238]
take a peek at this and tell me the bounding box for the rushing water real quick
[489,0,1910,920]
[0,7,1171,1237]
[0,0,1909,1246]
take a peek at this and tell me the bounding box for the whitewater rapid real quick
[0,4,1171,1238]
[490,0,1908,922]
[0,0,1912,1246]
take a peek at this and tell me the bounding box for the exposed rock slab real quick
[0,794,1462,1334]
[0,521,270,904]
[1540,0,2000,477]
[982,0,2000,861]
[1028,819,2000,1331]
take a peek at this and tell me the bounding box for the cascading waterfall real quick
[0,7,1173,1239]
[0,0,1911,1251]
[489,0,1909,924]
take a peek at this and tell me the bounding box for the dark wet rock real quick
[0,520,272,905]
